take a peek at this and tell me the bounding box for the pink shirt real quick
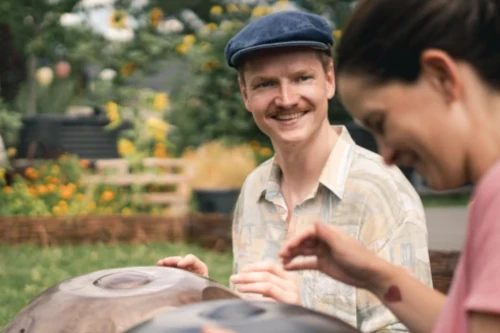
[433,161,500,332]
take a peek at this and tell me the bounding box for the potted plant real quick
[182,141,256,214]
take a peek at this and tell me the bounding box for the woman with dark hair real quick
[281,0,500,332]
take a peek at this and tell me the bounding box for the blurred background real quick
[0,0,467,328]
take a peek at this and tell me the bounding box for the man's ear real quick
[420,49,463,104]
[238,75,251,111]
[326,60,336,99]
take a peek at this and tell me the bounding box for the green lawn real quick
[0,242,233,329]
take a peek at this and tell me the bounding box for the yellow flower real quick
[259,147,273,157]
[251,6,271,18]
[7,148,16,158]
[120,62,137,77]
[153,93,169,111]
[110,10,128,29]
[146,118,169,141]
[227,4,238,13]
[204,22,218,32]
[149,7,163,27]
[183,34,196,46]
[118,138,136,157]
[176,43,190,54]
[0,168,5,180]
[210,5,223,15]
[105,101,120,122]
[201,60,221,72]
[76,193,85,201]
[100,190,115,202]
[333,29,342,40]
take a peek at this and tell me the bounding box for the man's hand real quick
[157,254,209,278]
[230,262,300,305]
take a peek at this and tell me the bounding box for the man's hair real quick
[237,49,333,84]
[337,0,500,90]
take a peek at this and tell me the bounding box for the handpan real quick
[125,299,363,333]
[2,266,239,333]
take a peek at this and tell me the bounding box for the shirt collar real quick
[259,125,355,201]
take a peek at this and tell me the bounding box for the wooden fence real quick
[84,158,190,216]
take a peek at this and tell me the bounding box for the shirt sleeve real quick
[357,188,432,332]
[465,189,500,314]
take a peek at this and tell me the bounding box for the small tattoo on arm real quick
[383,285,402,302]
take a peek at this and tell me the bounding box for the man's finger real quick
[230,271,286,287]
[235,282,285,302]
[177,254,198,268]
[240,262,288,279]
[157,256,182,266]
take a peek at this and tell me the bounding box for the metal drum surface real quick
[126,299,362,333]
[2,266,239,333]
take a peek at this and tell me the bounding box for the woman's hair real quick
[336,0,500,90]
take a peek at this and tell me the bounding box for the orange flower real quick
[250,140,260,151]
[149,7,163,27]
[100,190,115,202]
[259,147,273,157]
[24,167,40,180]
[60,185,73,200]
[120,62,137,78]
[36,185,48,196]
[80,159,90,168]
[47,184,57,193]
[3,186,12,193]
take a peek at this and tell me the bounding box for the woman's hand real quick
[280,221,390,294]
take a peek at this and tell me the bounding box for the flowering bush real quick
[0,155,167,217]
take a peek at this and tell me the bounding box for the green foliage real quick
[0,242,233,328]
[0,99,22,147]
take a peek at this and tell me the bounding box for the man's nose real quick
[275,82,299,109]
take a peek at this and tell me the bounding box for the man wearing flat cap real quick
[159,10,431,333]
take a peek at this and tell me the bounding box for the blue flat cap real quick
[225,11,334,68]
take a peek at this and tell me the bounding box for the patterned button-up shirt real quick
[231,126,432,332]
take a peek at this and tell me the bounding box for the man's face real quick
[239,48,335,147]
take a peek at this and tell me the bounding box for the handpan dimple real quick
[94,272,154,290]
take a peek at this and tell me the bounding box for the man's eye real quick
[255,81,273,89]
[297,75,312,82]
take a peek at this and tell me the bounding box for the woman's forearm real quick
[370,261,447,333]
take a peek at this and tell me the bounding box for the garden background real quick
[0,0,466,328]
